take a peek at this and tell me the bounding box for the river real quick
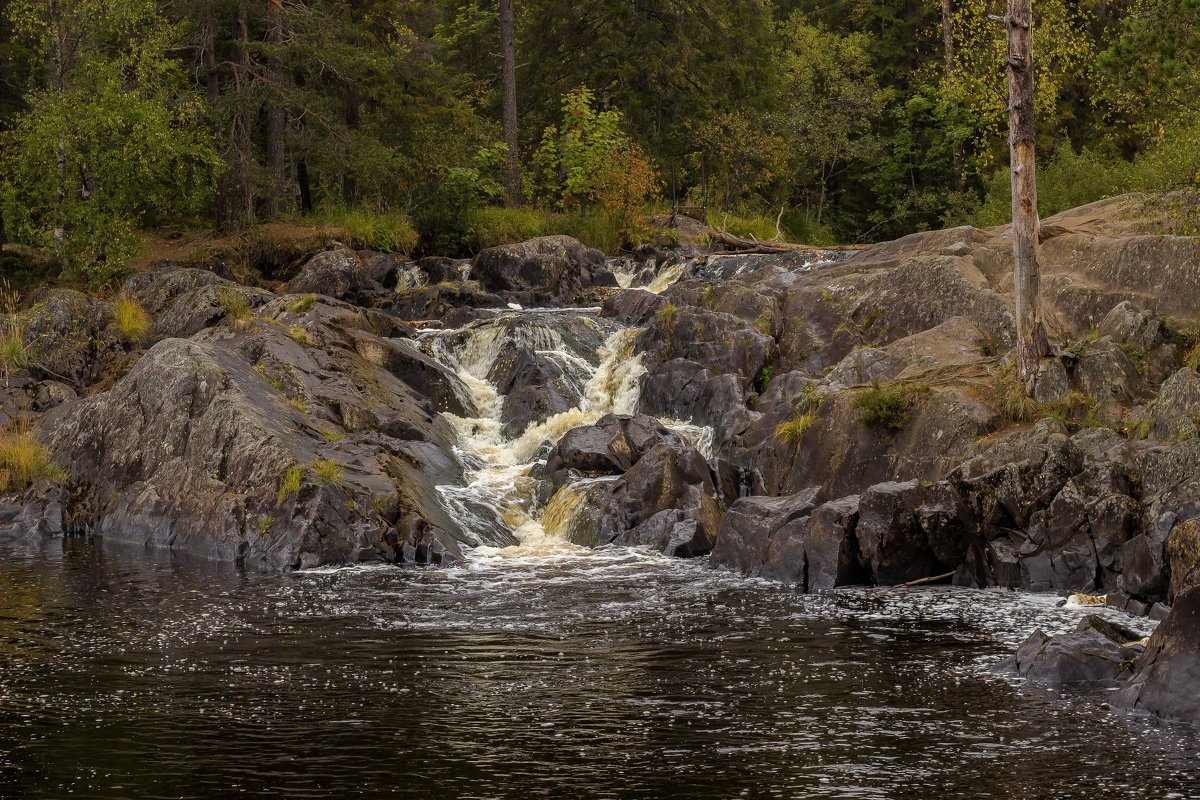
[2,255,1199,798]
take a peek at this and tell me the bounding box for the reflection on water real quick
[1,537,1197,799]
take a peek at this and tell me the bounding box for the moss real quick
[852,380,930,431]
[755,363,774,394]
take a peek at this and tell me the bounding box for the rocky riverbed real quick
[2,194,1200,730]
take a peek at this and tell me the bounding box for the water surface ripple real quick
[1,539,1197,799]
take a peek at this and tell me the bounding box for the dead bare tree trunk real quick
[264,0,287,219]
[1006,0,1050,392]
[499,0,521,207]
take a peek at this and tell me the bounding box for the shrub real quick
[112,295,150,343]
[852,380,930,431]
[464,207,551,249]
[0,426,66,491]
[559,210,624,255]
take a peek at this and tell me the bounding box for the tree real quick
[1,0,220,280]
[1006,0,1050,390]
[264,0,287,218]
[499,0,520,206]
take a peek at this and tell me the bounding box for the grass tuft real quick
[276,465,303,504]
[218,289,252,327]
[287,294,316,314]
[310,458,344,485]
[852,380,930,431]
[113,295,151,344]
[0,281,29,379]
[775,411,816,444]
[0,425,66,491]
[287,325,309,346]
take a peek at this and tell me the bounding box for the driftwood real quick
[903,571,956,587]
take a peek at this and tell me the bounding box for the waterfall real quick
[419,307,711,555]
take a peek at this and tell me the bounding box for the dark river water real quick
[1,537,1197,799]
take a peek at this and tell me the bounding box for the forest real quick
[1,0,1199,281]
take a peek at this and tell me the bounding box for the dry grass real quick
[113,295,151,343]
[0,280,29,379]
[218,289,252,327]
[0,425,66,491]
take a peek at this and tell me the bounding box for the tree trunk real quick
[297,160,313,213]
[342,87,360,205]
[264,0,287,219]
[1006,0,1050,391]
[941,0,964,190]
[201,0,228,227]
[499,0,521,207]
[232,0,254,224]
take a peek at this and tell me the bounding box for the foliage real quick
[532,87,659,243]
[851,380,930,431]
[1,0,220,283]
[287,295,317,314]
[277,465,303,504]
[0,281,28,379]
[0,423,66,490]
[112,296,150,344]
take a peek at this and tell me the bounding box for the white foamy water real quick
[419,309,712,556]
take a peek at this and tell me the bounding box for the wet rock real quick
[488,346,577,437]
[640,306,772,390]
[804,496,864,591]
[600,442,724,558]
[600,288,668,327]
[639,359,749,449]
[999,614,1141,687]
[709,487,823,579]
[543,415,672,484]
[1115,577,1200,725]
[0,481,65,539]
[471,236,615,299]
[392,513,463,567]
[855,481,940,585]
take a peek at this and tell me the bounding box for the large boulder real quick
[542,415,672,485]
[1152,368,1200,441]
[471,236,615,299]
[286,247,396,300]
[804,496,864,591]
[709,487,823,580]
[1115,575,1200,725]
[999,614,1143,687]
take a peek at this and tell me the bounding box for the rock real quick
[1072,336,1141,421]
[488,346,577,437]
[1115,579,1200,725]
[640,306,772,390]
[855,481,940,585]
[0,481,65,539]
[543,415,672,484]
[1033,358,1071,405]
[999,614,1140,687]
[1097,300,1167,353]
[599,443,724,558]
[639,359,750,450]
[1152,368,1200,440]
[286,247,393,300]
[709,487,823,579]
[33,381,77,411]
[24,289,121,387]
[1167,516,1200,601]
[804,496,864,591]
[471,236,615,299]
[824,347,907,388]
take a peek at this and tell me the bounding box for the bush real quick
[852,380,930,431]
[712,211,781,242]
[464,207,551,250]
[559,211,624,255]
[0,426,66,491]
[112,296,150,343]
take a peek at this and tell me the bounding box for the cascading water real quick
[415,301,707,556]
